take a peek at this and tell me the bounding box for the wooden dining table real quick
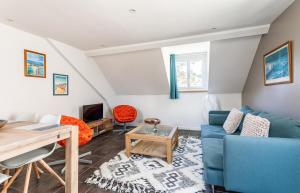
[0,121,78,193]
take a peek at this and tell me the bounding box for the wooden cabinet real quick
[86,118,113,137]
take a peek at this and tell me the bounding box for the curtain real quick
[200,94,220,124]
[169,54,179,99]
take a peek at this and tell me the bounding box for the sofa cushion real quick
[202,138,224,170]
[237,106,261,131]
[260,113,300,138]
[223,108,243,134]
[241,114,270,137]
[201,125,226,139]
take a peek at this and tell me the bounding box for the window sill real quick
[179,89,208,93]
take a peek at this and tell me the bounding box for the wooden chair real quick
[0,144,65,193]
[0,114,65,193]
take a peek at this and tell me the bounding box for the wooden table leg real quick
[166,139,173,164]
[125,135,131,157]
[65,126,78,193]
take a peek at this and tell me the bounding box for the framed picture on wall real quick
[24,49,46,78]
[263,41,293,86]
[53,74,69,96]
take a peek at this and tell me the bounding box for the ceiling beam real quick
[85,24,270,57]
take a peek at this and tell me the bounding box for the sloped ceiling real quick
[94,49,169,95]
[0,0,294,49]
[93,36,262,95]
[209,36,262,93]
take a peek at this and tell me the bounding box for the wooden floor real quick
[2,126,232,193]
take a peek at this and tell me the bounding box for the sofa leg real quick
[211,185,215,193]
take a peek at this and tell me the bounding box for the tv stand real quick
[86,118,113,137]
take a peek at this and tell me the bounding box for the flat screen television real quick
[82,103,103,123]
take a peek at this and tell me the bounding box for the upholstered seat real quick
[201,125,226,139]
[0,148,51,169]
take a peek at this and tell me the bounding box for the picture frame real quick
[53,74,69,96]
[263,41,293,86]
[24,49,46,78]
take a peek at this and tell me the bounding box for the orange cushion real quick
[113,105,137,123]
[58,115,93,147]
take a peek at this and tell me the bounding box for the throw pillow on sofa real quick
[241,113,270,137]
[223,108,244,134]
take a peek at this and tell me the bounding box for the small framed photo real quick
[263,41,293,86]
[53,74,69,96]
[24,49,46,78]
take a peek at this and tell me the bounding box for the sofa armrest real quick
[208,111,230,126]
[224,135,300,193]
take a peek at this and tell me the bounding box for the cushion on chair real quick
[113,105,137,123]
[59,115,93,147]
[202,138,224,170]
[0,148,50,168]
[201,125,226,139]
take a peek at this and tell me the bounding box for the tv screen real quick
[82,103,103,123]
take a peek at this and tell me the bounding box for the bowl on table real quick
[0,120,8,129]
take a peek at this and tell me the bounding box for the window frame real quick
[175,52,209,92]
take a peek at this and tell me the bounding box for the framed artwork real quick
[263,41,293,86]
[24,49,46,78]
[53,74,69,96]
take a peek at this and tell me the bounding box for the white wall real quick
[0,23,114,119]
[116,93,241,130]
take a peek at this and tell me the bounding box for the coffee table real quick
[125,124,179,164]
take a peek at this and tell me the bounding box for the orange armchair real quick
[113,105,137,133]
[48,116,93,174]
[58,115,93,147]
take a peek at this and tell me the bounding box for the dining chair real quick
[10,112,37,122]
[0,173,10,185]
[0,114,65,193]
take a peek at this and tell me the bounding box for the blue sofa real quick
[201,106,300,193]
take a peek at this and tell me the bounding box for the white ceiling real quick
[0,0,294,50]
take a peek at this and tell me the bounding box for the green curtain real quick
[169,54,179,99]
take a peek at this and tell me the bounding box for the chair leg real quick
[2,169,10,193]
[1,167,23,193]
[23,163,32,193]
[38,160,65,186]
[33,162,40,180]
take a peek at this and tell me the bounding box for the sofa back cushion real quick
[259,113,300,138]
[239,106,300,138]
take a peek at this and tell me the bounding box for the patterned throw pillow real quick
[223,108,244,134]
[241,114,270,137]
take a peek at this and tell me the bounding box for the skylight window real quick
[162,42,210,92]
[175,52,208,91]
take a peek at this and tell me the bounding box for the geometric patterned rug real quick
[85,136,206,193]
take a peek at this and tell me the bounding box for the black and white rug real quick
[86,137,205,193]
